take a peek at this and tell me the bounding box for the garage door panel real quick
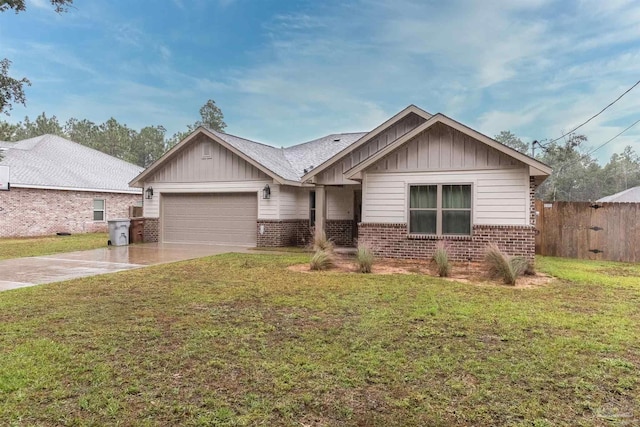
[162,193,257,245]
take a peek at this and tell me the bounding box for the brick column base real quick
[257,220,312,247]
[358,223,535,262]
[143,218,159,243]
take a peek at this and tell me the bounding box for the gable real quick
[368,122,523,173]
[315,112,427,184]
[147,135,270,183]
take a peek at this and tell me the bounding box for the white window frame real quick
[93,199,106,222]
[407,183,473,236]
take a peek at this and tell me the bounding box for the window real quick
[93,199,105,221]
[202,141,213,158]
[309,191,316,226]
[409,184,471,235]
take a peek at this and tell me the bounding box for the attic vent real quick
[333,137,341,142]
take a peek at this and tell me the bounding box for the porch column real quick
[316,185,326,233]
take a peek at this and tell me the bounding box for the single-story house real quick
[130,105,551,261]
[596,186,640,203]
[0,134,143,237]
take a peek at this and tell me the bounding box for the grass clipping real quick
[484,243,529,285]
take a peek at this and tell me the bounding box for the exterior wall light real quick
[262,184,271,199]
[145,186,154,199]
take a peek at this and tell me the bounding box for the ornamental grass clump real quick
[355,245,375,273]
[484,243,529,285]
[433,241,451,277]
[310,249,334,271]
[312,229,334,253]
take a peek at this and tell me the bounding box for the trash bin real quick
[129,218,144,244]
[108,219,131,246]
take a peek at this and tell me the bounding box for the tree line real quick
[0,99,226,167]
[495,131,640,202]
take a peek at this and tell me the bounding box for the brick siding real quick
[359,223,535,262]
[257,220,312,247]
[325,219,355,247]
[143,218,159,242]
[0,187,141,238]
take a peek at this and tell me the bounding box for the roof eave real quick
[345,114,553,179]
[130,127,290,186]
[11,183,142,194]
[300,104,433,182]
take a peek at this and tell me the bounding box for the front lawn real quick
[0,254,638,426]
[0,233,108,260]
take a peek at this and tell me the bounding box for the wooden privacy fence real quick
[535,200,640,262]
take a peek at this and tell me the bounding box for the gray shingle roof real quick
[208,129,367,181]
[0,135,143,193]
[597,186,640,203]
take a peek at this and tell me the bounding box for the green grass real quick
[0,254,638,425]
[0,233,108,260]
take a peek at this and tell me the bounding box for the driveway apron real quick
[0,243,250,291]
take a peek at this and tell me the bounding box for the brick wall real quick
[0,187,141,238]
[143,218,159,242]
[325,219,355,247]
[257,220,312,247]
[359,223,535,262]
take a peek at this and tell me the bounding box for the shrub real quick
[432,241,451,277]
[312,229,334,253]
[310,249,333,271]
[484,243,529,285]
[355,245,374,273]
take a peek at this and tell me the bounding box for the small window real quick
[309,191,316,226]
[409,184,471,235]
[93,199,105,221]
[202,141,213,158]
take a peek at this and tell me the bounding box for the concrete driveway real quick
[0,243,252,292]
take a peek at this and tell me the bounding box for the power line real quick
[547,79,640,145]
[587,117,640,156]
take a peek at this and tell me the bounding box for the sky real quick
[1,0,639,163]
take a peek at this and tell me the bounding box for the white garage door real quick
[161,193,257,245]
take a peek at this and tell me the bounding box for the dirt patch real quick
[288,257,555,288]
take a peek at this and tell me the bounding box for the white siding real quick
[327,187,354,220]
[280,186,305,220]
[363,168,530,226]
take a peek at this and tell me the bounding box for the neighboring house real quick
[130,105,551,261]
[596,186,640,203]
[0,135,143,238]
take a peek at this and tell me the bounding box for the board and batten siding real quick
[363,168,530,226]
[148,135,270,183]
[316,112,427,185]
[369,122,521,173]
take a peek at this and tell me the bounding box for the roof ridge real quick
[285,131,367,150]
[208,128,281,150]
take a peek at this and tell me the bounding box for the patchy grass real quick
[0,233,108,260]
[0,254,638,426]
